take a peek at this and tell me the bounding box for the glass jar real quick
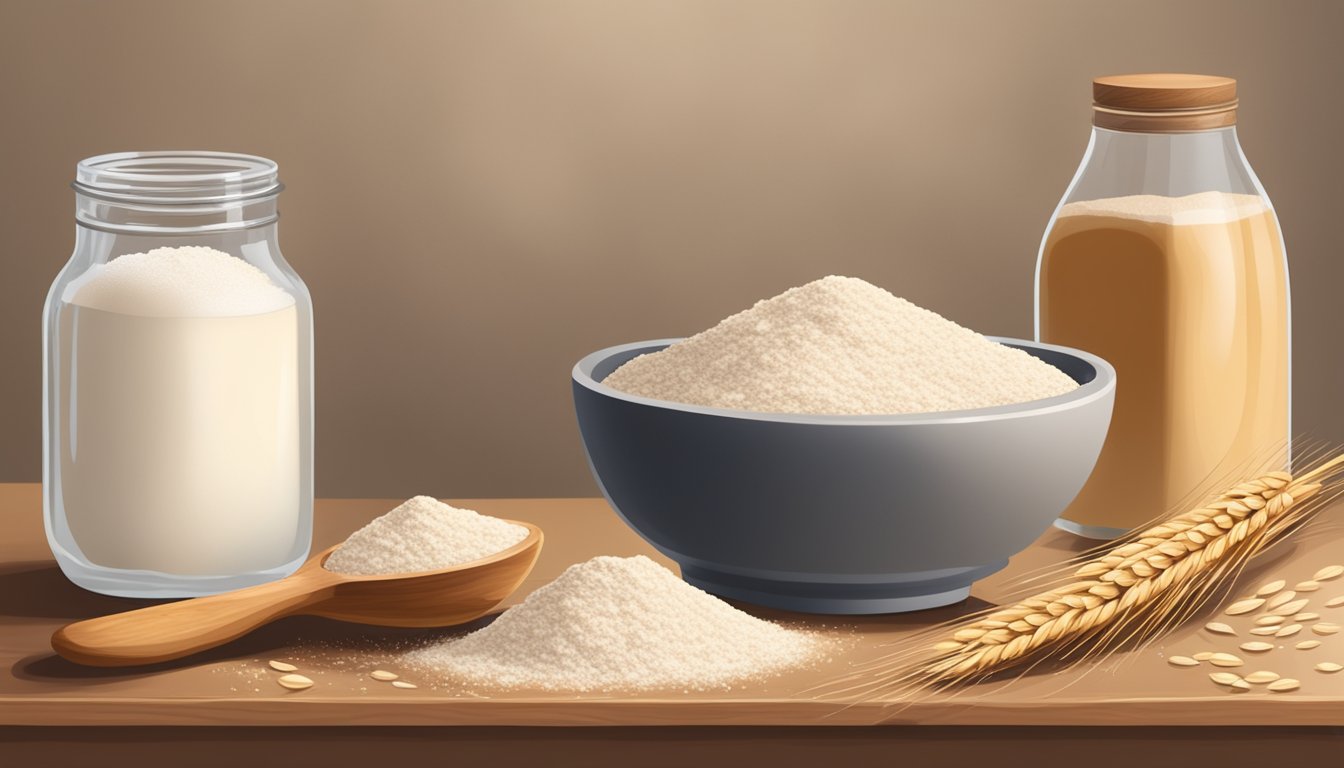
[1037,74,1290,539]
[43,151,314,596]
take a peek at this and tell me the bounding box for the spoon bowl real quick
[52,520,543,667]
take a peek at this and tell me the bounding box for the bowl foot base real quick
[679,561,1006,615]
[1053,517,1129,540]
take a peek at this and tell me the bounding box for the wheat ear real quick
[914,453,1344,686]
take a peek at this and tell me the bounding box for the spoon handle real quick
[51,570,334,667]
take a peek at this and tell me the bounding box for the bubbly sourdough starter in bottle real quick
[1040,192,1289,532]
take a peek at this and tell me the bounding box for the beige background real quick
[1,0,1340,498]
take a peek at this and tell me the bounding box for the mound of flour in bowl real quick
[602,275,1078,415]
[324,496,529,576]
[402,555,818,691]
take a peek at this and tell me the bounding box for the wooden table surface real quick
[4,482,1344,765]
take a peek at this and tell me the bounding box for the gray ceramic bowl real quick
[572,337,1115,615]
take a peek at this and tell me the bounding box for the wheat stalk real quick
[821,451,1344,700]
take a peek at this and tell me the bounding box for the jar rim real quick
[73,151,282,205]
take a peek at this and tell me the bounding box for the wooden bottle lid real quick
[1092,74,1237,133]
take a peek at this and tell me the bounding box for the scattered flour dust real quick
[402,555,821,692]
[602,275,1078,415]
[324,496,529,576]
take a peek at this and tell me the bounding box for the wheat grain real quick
[1230,679,1252,691]
[1209,672,1242,686]
[276,674,313,691]
[1275,624,1302,638]
[1193,651,1216,661]
[1227,599,1266,616]
[267,660,298,673]
[1256,579,1286,597]
[1254,615,1285,626]
[1296,580,1321,592]
[1239,642,1274,653]
[1315,662,1342,673]
[1249,626,1279,636]
[1204,622,1236,635]
[1266,591,1297,610]
[1295,613,1320,622]
[1314,565,1344,581]
[1244,670,1280,684]
[1311,622,1341,635]
[1272,598,1311,616]
[1267,678,1300,692]
[1325,596,1344,608]
[837,455,1344,696]
[1167,655,1199,667]
[1296,640,1322,650]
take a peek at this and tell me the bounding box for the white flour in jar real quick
[402,555,818,691]
[602,275,1078,415]
[59,246,300,575]
[324,496,529,575]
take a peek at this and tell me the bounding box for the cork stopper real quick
[1092,74,1237,133]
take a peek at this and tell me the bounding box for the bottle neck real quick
[72,218,281,270]
[1064,126,1266,203]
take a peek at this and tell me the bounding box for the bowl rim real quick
[573,336,1116,426]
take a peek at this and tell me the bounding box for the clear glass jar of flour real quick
[1037,75,1290,539]
[43,152,313,597]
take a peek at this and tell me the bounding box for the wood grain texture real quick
[1092,73,1238,132]
[50,523,543,667]
[1093,73,1237,110]
[2,485,1343,727]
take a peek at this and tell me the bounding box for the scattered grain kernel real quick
[1296,580,1321,592]
[1255,615,1285,626]
[1295,613,1320,622]
[1229,680,1252,692]
[1311,622,1341,635]
[1209,672,1242,686]
[1204,622,1236,636]
[1168,655,1199,667]
[1267,678,1300,692]
[1314,662,1342,673]
[1313,565,1344,581]
[1256,579,1286,597]
[391,680,418,689]
[1210,653,1245,667]
[1240,641,1275,653]
[1326,596,1344,608]
[1244,670,1281,684]
[1193,651,1216,661]
[1226,598,1265,616]
[369,670,399,682]
[277,674,313,691]
[1272,598,1310,617]
[1275,624,1303,638]
[1249,626,1280,636]
[1266,591,1297,610]
[267,660,298,673]
[1296,640,1322,650]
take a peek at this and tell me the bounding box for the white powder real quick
[1058,191,1268,226]
[402,555,818,691]
[324,496,530,576]
[602,275,1078,415]
[67,245,294,317]
[59,245,301,575]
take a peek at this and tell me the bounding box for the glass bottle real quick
[43,151,314,596]
[1037,74,1290,539]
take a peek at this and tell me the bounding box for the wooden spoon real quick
[51,521,543,667]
